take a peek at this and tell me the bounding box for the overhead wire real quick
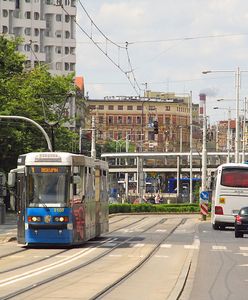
[59,1,141,96]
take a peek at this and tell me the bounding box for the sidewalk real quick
[0,212,17,243]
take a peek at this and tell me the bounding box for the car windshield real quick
[27,166,70,207]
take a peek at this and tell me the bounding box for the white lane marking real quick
[0,247,96,287]
[212,246,227,250]
[109,254,122,257]
[33,256,50,258]
[184,244,199,249]
[154,255,169,258]
[160,244,172,248]
[156,229,167,232]
[240,247,248,251]
[128,255,144,258]
[133,243,144,248]
[10,256,24,259]
[235,253,248,256]
[239,264,248,267]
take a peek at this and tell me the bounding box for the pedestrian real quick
[155,193,160,204]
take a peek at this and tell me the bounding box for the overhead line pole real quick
[0,115,52,151]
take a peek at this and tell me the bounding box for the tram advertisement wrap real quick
[72,203,85,242]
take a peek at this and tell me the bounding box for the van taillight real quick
[215,206,223,215]
[236,215,242,225]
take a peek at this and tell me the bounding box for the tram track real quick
[0,216,146,276]
[0,216,169,300]
[90,218,186,300]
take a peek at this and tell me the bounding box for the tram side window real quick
[73,166,82,197]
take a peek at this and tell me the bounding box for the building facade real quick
[0,0,76,75]
[87,93,200,153]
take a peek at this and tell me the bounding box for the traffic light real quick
[153,121,158,134]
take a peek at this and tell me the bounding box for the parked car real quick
[234,206,248,238]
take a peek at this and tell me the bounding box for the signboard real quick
[200,191,209,203]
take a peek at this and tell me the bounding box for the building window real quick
[137,106,142,110]
[118,116,122,124]
[127,116,132,124]
[25,60,31,68]
[148,131,155,141]
[34,28,39,36]
[34,44,39,52]
[127,105,133,110]
[24,44,31,51]
[24,28,31,35]
[65,15,70,22]
[98,116,104,124]
[34,12,39,20]
[55,46,62,54]
[64,63,69,70]
[165,106,170,111]
[98,105,104,110]
[55,30,62,38]
[3,10,8,17]
[56,14,62,21]
[89,105,96,110]
[65,0,70,5]
[65,47,69,54]
[118,105,123,110]
[108,131,113,139]
[56,62,62,70]
[137,116,141,124]
[70,47,75,55]
[2,26,8,34]
[25,11,31,19]
[108,116,113,124]
[65,31,70,39]
[70,63,75,71]
[108,105,114,110]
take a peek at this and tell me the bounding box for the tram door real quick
[16,173,25,244]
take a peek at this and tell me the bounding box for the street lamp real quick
[202,68,242,163]
[213,107,231,163]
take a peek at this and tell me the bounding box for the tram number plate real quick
[54,208,65,213]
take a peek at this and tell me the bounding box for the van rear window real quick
[221,168,248,188]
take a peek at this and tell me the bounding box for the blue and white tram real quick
[8,152,109,246]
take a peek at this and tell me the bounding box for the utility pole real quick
[200,94,207,192]
[91,116,96,159]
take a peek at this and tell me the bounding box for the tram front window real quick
[27,166,70,207]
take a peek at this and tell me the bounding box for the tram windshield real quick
[27,166,70,207]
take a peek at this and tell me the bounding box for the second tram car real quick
[8,152,109,246]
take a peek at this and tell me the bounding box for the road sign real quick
[200,191,209,203]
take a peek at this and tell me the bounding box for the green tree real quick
[0,36,81,172]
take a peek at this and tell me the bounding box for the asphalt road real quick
[0,214,247,300]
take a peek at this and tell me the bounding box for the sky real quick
[75,0,248,124]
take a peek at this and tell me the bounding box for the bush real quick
[109,203,201,214]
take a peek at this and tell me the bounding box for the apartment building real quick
[87,93,200,152]
[0,0,76,75]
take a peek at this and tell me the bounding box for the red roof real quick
[75,76,84,91]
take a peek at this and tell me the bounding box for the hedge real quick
[108,203,208,214]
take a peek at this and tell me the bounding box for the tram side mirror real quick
[8,173,16,188]
[73,175,81,184]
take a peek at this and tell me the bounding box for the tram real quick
[8,152,109,246]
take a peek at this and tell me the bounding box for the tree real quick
[0,36,81,172]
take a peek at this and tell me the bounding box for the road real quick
[0,214,247,300]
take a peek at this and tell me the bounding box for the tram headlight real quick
[28,216,42,222]
[53,216,69,223]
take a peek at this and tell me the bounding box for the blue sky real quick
[76,1,248,123]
